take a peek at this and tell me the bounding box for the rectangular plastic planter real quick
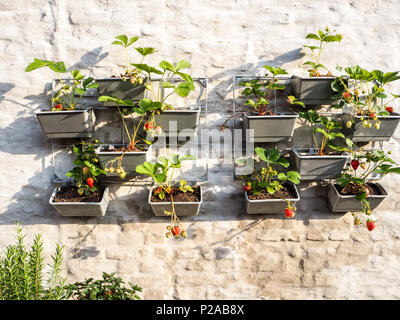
[36,108,95,139]
[49,186,110,216]
[95,144,152,176]
[244,182,300,214]
[148,185,202,217]
[243,112,298,142]
[96,78,146,106]
[327,182,388,213]
[290,75,336,105]
[346,113,400,142]
[152,108,201,137]
[292,148,350,180]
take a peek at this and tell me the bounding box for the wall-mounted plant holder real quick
[148,184,202,217]
[36,108,95,139]
[96,78,146,106]
[95,143,153,179]
[49,185,110,217]
[292,147,350,180]
[290,75,337,105]
[340,113,400,142]
[244,182,300,214]
[327,181,388,213]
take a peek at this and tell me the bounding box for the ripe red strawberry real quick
[243,185,251,192]
[87,177,94,188]
[385,106,394,113]
[342,91,351,101]
[350,160,360,170]
[258,111,265,116]
[285,208,295,218]
[154,187,162,194]
[366,220,375,231]
[369,112,376,119]
[171,226,181,236]
[54,104,63,110]
[144,122,153,131]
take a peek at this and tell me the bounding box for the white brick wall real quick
[1,0,400,299]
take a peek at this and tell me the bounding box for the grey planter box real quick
[49,186,110,216]
[327,182,388,213]
[245,182,300,214]
[35,108,95,139]
[97,78,146,106]
[151,108,201,137]
[148,185,202,217]
[292,148,350,180]
[95,144,152,176]
[243,112,298,142]
[291,75,336,105]
[341,113,400,142]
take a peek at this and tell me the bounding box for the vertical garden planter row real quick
[244,182,300,214]
[49,186,110,216]
[292,148,350,180]
[242,113,299,142]
[96,78,146,106]
[36,108,95,139]
[290,75,336,105]
[152,108,201,137]
[341,113,400,142]
[148,185,202,217]
[327,182,388,213]
[95,144,153,177]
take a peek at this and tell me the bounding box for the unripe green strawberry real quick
[346,120,352,128]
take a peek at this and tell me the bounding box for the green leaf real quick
[277,173,287,181]
[111,40,124,46]
[48,61,67,73]
[115,35,128,46]
[174,81,195,97]
[132,63,163,75]
[161,81,175,88]
[135,47,157,56]
[74,88,86,96]
[287,171,301,184]
[135,162,154,176]
[159,60,174,71]
[71,70,84,80]
[305,33,320,41]
[25,59,49,72]
[127,36,139,47]
[175,60,191,71]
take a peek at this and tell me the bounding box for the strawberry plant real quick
[111,34,157,84]
[244,147,301,218]
[132,58,195,130]
[303,27,343,77]
[25,59,98,110]
[66,140,105,195]
[298,110,352,155]
[239,65,305,115]
[337,149,400,230]
[332,65,400,129]
[97,96,158,178]
[136,154,197,239]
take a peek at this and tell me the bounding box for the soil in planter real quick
[335,183,382,196]
[101,145,146,152]
[247,184,297,200]
[151,186,201,202]
[53,186,105,203]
